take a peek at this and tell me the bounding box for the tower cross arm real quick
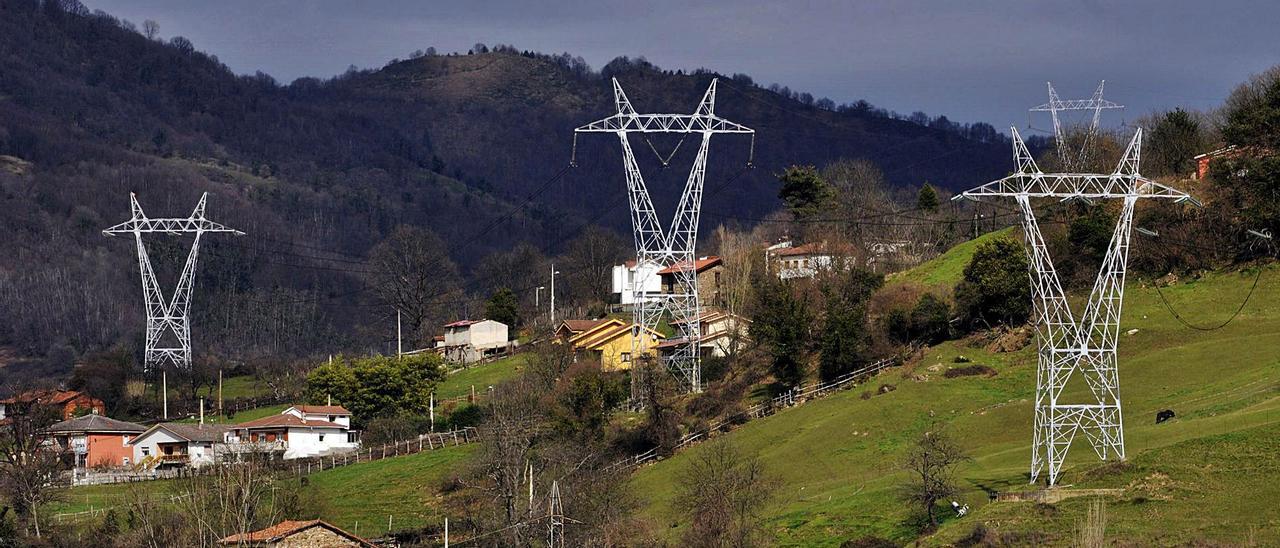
[103,218,245,236]
[954,173,1194,201]
[1030,98,1123,111]
[574,113,754,134]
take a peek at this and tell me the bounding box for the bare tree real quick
[469,375,545,545]
[900,425,970,528]
[172,453,290,547]
[0,401,65,538]
[366,225,463,345]
[674,439,776,547]
[142,19,159,40]
[556,226,627,313]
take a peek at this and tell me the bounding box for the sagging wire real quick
[1138,228,1271,331]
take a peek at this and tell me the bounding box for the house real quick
[46,414,146,469]
[766,241,856,279]
[554,318,624,342]
[130,423,232,468]
[1192,145,1238,179]
[224,405,358,460]
[611,259,663,306]
[568,320,663,371]
[0,389,105,422]
[669,309,751,358]
[657,256,725,307]
[217,519,374,547]
[441,319,509,364]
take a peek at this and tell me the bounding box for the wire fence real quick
[289,427,479,477]
[606,357,899,474]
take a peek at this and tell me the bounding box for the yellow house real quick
[568,321,663,371]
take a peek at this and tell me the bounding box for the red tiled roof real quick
[444,319,482,328]
[234,414,344,430]
[217,519,373,546]
[291,405,350,415]
[1,389,99,406]
[656,256,722,275]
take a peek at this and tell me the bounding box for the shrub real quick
[954,237,1030,330]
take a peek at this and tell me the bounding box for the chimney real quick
[327,394,332,406]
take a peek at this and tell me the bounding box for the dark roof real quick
[657,256,722,275]
[217,519,373,546]
[138,423,231,443]
[47,414,146,434]
[234,414,344,430]
[559,319,609,333]
[290,405,350,415]
[444,319,482,328]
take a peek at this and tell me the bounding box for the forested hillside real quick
[0,0,1019,382]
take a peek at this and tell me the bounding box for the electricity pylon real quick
[1030,81,1123,171]
[547,480,564,548]
[955,127,1194,486]
[104,193,243,373]
[573,78,753,393]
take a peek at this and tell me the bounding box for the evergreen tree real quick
[917,183,940,213]
[749,277,812,391]
[777,165,835,221]
[485,287,521,332]
[818,268,883,382]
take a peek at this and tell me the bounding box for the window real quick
[122,436,130,444]
[122,457,129,466]
[141,447,150,456]
[319,434,326,442]
[328,415,336,422]
[621,352,631,362]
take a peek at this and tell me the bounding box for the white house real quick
[224,405,359,460]
[669,309,751,358]
[611,259,663,306]
[441,319,509,364]
[130,423,231,469]
[766,241,856,279]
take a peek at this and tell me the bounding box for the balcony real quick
[157,453,190,464]
[220,440,287,454]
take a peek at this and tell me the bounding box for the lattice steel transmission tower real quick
[573,78,754,393]
[956,127,1194,486]
[1030,81,1123,171]
[546,480,564,548]
[104,193,243,373]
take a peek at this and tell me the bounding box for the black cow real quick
[1155,409,1176,424]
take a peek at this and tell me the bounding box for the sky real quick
[85,0,1277,130]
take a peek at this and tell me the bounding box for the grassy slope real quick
[630,241,1280,545]
[435,354,527,400]
[52,445,475,534]
[886,227,1014,288]
[298,445,474,533]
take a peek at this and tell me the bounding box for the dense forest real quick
[0,0,1032,383]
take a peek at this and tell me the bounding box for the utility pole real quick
[162,369,168,420]
[103,192,243,374]
[550,265,559,326]
[954,124,1194,486]
[572,77,754,394]
[397,309,403,358]
[218,368,223,416]
[429,393,435,432]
